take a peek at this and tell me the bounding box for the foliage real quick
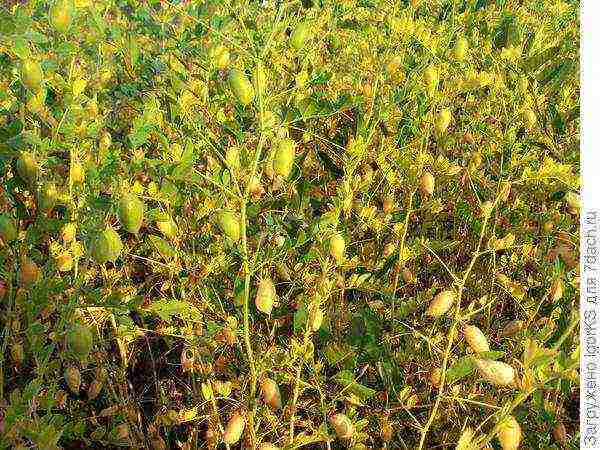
[0,0,579,449]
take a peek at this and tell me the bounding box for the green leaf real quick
[333,370,376,400]
[446,356,476,383]
[148,235,178,258]
[147,299,202,323]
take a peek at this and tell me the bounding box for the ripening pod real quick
[248,175,264,198]
[260,377,282,409]
[435,108,452,135]
[99,131,112,150]
[218,210,241,242]
[309,305,324,331]
[37,181,59,212]
[382,195,394,214]
[492,233,515,251]
[502,320,524,337]
[274,138,296,178]
[453,37,469,61]
[16,151,39,187]
[156,213,177,239]
[329,233,345,265]
[481,200,494,218]
[419,172,435,197]
[11,343,24,365]
[564,192,580,213]
[223,411,245,445]
[21,59,44,91]
[65,365,81,394]
[87,378,103,401]
[19,257,40,288]
[463,325,490,353]
[91,227,123,264]
[118,193,144,234]
[499,181,511,203]
[70,162,85,184]
[401,268,416,284]
[553,422,567,444]
[429,367,442,388]
[549,279,563,303]
[290,21,312,50]
[67,324,93,362]
[255,278,276,315]
[423,65,439,97]
[426,290,455,317]
[56,251,74,272]
[49,0,74,33]
[383,242,396,257]
[258,443,279,450]
[225,146,240,170]
[61,223,76,243]
[386,55,403,77]
[228,69,254,106]
[209,45,230,70]
[330,413,354,439]
[497,416,521,450]
[523,107,536,131]
[379,414,393,442]
[0,214,17,243]
[475,359,515,386]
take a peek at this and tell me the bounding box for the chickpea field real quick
[0,0,580,449]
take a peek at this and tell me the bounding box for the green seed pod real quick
[21,59,44,91]
[91,227,123,264]
[16,151,39,187]
[156,214,177,239]
[228,69,254,106]
[65,365,81,394]
[118,193,144,234]
[260,377,282,409]
[37,181,59,212]
[218,210,241,242]
[49,0,74,34]
[0,214,18,243]
[329,233,345,265]
[273,138,296,178]
[453,37,469,61]
[290,21,312,50]
[67,324,94,362]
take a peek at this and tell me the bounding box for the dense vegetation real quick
[0,0,580,448]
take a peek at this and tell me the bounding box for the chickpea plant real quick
[0,0,580,449]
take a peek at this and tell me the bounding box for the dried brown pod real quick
[260,377,282,409]
[330,413,354,439]
[223,410,245,444]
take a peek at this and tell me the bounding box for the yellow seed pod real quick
[429,367,442,388]
[426,290,455,317]
[56,251,74,272]
[329,233,345,265]
[453,37,469,61]
[209,45,230,70]
[228,69,254,106]
[549,279,563,303]
[463,325,490,353]
[258,444,280,450]
[499,181,511,203]
[497,416,521,450]
[492,233,515,251]
[61,223,77,243]
[225,146,240,170]
[255,278,276,315]
[330,413,354,439]
[260,377,282,409]
[435,108,452,135]
[70,161,85,184]
[475,359,515,386]
[564,192,580,212]
[523,107,536,131]
[386,55,403,77]
[65,365,81,394]
[21,59,44,91]
[223,411,245,444]
[419,172,435,196]
[273,138,296,178]
[308,305,324,331]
